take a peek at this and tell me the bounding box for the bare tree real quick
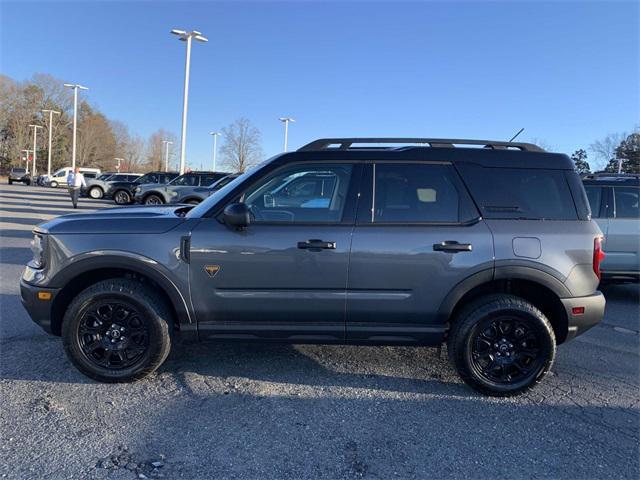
[590,133,626,171]
[75,101,116,168]
[145,129,175,171]
[220,118,263,172]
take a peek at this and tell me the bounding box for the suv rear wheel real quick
[61,279,172,382]
[88,186,104,199]
[447,294,556,396]
[114,190,132,205]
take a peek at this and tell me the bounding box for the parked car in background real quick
[8,167,31,185]
[106,171,180,205]
[44,167,102,188]
[583,173,640,282]
[84,173,143,199]
[134,171,228,205]
[169,173,241,204]
[21,137,605,395]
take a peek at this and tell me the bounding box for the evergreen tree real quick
[570,149,590,174]
[615,132,640,174]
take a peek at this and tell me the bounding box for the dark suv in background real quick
[107,171,180,205]
[169,173,241,204]
[20,138,605,396]
[8,167,31,185]
[583,173,640,282]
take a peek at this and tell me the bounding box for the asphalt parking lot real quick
[0,182,638,479]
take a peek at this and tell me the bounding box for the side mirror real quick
[223,202,250,229]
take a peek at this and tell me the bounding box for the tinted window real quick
[373,164,477,223]
[585,186,602,218]
[241,164,353,223]
[614,187,640,219]
[202,174,225,186]
[172,175,198,186]
[459,165,578,220]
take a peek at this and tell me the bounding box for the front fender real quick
[48,251,194,325]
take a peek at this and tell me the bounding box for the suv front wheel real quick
[144,194,164,205]
[62,279,172,382]
[447,294,556,396]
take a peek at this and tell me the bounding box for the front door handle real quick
[297,239,337,250]
[433,241,473,253]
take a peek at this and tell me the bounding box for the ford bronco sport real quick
[21,138,606,396]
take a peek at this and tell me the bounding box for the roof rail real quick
[582,172,640,180]
[298,138,545,152]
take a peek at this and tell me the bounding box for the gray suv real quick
[20,138,605,396]
[583,174,640,282]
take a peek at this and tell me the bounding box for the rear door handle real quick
[433,241,473,253]
[297,239,337,250]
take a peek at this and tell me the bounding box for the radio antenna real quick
[508,128,525,142]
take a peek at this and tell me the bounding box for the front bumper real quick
[20,278,59,335]
[560,291,606,342]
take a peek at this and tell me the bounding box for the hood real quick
[36,205,190,235]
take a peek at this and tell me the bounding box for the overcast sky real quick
[2,0,638,170]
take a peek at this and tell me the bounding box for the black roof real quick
[286,138,573,169]
[582,173,640,186]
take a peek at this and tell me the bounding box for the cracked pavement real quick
[1,183,638,479]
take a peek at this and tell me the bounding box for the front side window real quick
[202,174,225,186]
[614,187,640,219]
[373,163,477,223]
[240,163,353,223]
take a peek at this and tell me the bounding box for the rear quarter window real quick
[457,165,578,220]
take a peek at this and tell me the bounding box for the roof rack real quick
[582,172,640,180]
[298,138,545,152]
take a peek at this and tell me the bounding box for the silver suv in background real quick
[583,173,640,282]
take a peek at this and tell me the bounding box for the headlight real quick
[170,191,178,196]
[134,186,141,193]
[30,234,46,269]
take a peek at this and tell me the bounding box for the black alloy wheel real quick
[77,300,150,370]
[469,316,545,384]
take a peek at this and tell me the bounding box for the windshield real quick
[187,157,279,218]
[12,168,26,173]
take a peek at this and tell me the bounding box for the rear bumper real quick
[20,279,59,335]
[560,291,605,342]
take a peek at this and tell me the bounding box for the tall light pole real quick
[63,83,88,169]
[171,29,208,175]
[28,125,43,176]
[209,131,221,171]
[114,157,124,173]
[162,140,173,172]
[279,117,295,152]
[42,109,61,177]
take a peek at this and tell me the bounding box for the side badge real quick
[204,265,221,278]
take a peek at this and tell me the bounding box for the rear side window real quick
[614,187,640,218]
[373,164,478,223]
[585,186,603,218]
[458,165,578,220]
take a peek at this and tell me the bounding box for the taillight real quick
[593,237,605,280]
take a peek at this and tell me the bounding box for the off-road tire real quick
[88,186,104,199]
[144,194,164,205]
[114,190,132,205]
[447,294,556,396]
[62,278,173,383]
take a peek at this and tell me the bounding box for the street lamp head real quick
[209,131,220,136]
[29,124,43,129]
[42,109,61,115]
[279,117,295,123]
[194,35,208,42]
[171,29,187,36]
[63,83,88,90]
